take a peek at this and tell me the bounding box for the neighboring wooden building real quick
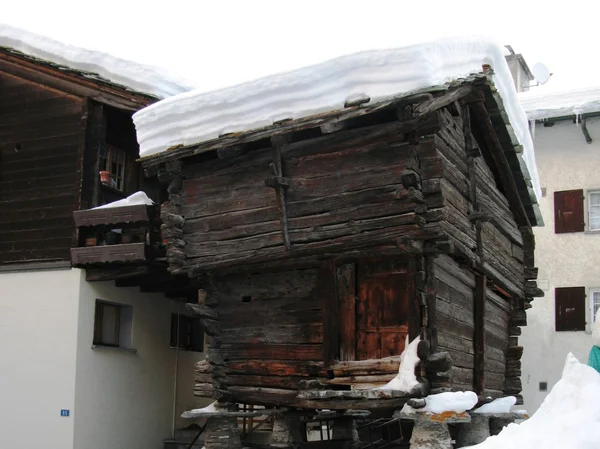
[0,44,159,266]
[0,35,207,449]
[140,70,542,429]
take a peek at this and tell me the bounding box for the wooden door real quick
[356,260,414,360]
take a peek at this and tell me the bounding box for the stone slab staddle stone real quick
[203,416,242,449]
[271,413,305,448]
[410,421,453,449]
[331,417,361,449]
[455,414,490,447]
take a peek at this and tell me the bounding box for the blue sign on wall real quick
[60,410,70,417]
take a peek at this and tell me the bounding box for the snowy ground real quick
[466,353,600,449]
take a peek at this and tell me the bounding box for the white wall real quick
[521,118,600,412]
[73,272,207,449]
[0,268,81,449]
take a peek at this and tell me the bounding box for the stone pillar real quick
[410,421,452,449]
[204,416,242,449]
[455,414,490,447]
[489,417,515,436]
[332,417,361,449]
[271,413,305,448]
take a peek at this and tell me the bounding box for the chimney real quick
[504,45,535,93]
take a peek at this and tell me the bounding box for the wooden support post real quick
[269,136,292,250]
[473,274,486,395]
[320,260,340,366]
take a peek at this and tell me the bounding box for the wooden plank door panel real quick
[356,260,414,360]
[337,263,356,361]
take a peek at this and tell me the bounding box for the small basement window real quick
[93,300,133,348]
[170,313,204,352]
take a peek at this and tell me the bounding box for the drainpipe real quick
[172,302,180,438]
[582,114,593,144]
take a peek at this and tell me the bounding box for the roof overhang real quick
[0,47,157,111]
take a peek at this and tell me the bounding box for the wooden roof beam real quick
[0,52,155,111]
[467,100,531,228]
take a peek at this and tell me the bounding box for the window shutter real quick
[555,287,586,331]
[554,190,584,233]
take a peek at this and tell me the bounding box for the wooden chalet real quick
[0,44,193,293]
[138,68,542,426]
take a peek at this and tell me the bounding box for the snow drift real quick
[132,36,541,202]
[466,353,600,449]
[0,23,195,98]
[92,191,154,209]
[402,391,478,414]
[376,336,421,392]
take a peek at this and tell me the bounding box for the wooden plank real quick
[473,274,486,395]
[337,263,357,361]
[221,343,323,361]
[320,260,339,365]
[220,324,323,345]
[226,360,327,377]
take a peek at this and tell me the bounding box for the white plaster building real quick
[519,87,600,413]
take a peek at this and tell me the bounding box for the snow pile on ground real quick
[133,36,541,201]
[0,24,195,98]
[466,353,600,449]
[402,391,478,414]
[181,401,218,419]
[375,336,420,392]
[473,396,516,414]
[520,86,600,121]
[93,191,154,209]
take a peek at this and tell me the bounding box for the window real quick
[99,145,126,191]
[93,300,133,348]
[555,287,586,331]
[554,190,584,233]
[590,289,600,324]
[170,313,204,352]
[539,382,548,392]
[588,191,600,231]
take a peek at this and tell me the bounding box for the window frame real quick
[99,145,126,191]
[93,300,133,349]
[586,189,600,232]
[589,288,600,325]
[170,313,204,352]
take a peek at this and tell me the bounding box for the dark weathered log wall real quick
[201,268,327,405]
[169,119,441,274]
[0,70,86,263]
[418,106,529,399]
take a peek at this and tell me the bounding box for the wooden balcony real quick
[71,204,163,269]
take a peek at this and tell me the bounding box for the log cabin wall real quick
[420,104,531,402]
[0,70,87,263]
[200,268,326,406]
[151,80,539,408]
[164,116,440,275]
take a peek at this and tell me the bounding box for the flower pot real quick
[104,231,121,245]
[100,171,112,186]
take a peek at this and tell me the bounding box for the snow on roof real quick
[519,86,600,121]
[468,353,600,449]
[0,24,196,99]
[133,36,541,201]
